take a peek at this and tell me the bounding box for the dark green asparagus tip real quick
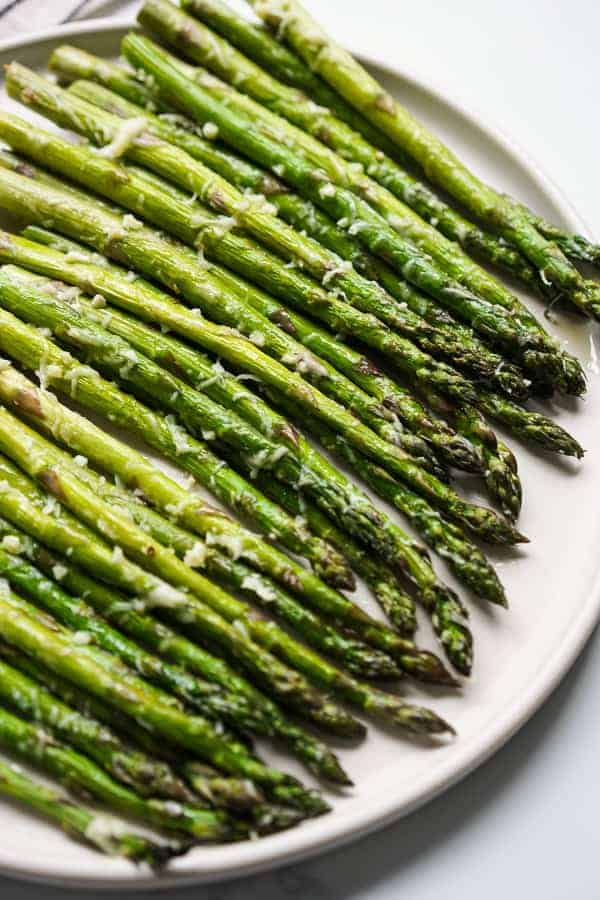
[350,647,401,680]
[562,358,587,398]
[483,514,529,546]
[273,785,334,814]
[397,705,456,737]
[318,705,367,741]
[400,650,459,687]
[494,368,532,402]
[444,437,487,475]
[522,349,575,395]
[313,552,356,592]
[253,804,308,833]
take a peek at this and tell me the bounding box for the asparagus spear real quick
[41,475,456,693]
[0,179,522,549]
[0,275,359,597]
[55,460,455,686]
[0,758,181,864]
[166,0,544,295]
[0,293,434,670]
[0,658,283,827]
[0,447,362,752]
[250,476,417,633]
[0,359,475,691]
[0,410,453,737]
[125,20,583,392]
[2,265,468,636]
[52,47,584,400]
[0,640,246,808]
[67,77,535,403]
[7,66,528,420]
[0,426,406,687]
[0,286,522,549]
[18,220,480,479]
[0,538,335,739]
[0,702,255,842]
[0,548,335,802]
[0,122,462,497]
[518,203,600,269]
[0,580,317,798]
[0,359,452,688]
[0,483,452,744]
[16,224,582,466]
[0,645,195,803]
[256,398,476,672]
[249,0,600,318]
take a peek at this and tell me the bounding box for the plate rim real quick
[0,17,598,890]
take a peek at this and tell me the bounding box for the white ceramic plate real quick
[0,18,599,891]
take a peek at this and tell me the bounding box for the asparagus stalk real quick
[52,47,583,400]
[0,640,245,808]
[0,181,522,550]
[0,280,358,597]
[19,220,480,479]
[0,644,195,803]
[49,53,534,410]
[0,655,282,825]
[0,412,452,739]
[0,131,469,521]
[0,538,332,740]
[0,296,434,671]
[0,554,334,803]
[257,399,477,672]
[0,447,362,752]
[250,476,417,633]
[125,20,583,392]
[0,479,452,743]
[17,224,582,466]
[58,462,455,686]
[168,0,545,295]
[43,475,456,694]
[0,580,316,798]
[0,350,427,676]
[518,203,600,269]
[249,0,600,318]
[0,426,407,688]
[0,758,181,864]
[7,66,528,422]
[0,359,454,688]
[69,77,535,403]
[0,702,254,842]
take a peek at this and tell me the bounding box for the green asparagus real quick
[248,0,600,318]
[7,64,530,418]
[0,702,252,841]
[126,18,582,391]
[0,359,456,690]
[0,172,523,549]
[0,758,181,864]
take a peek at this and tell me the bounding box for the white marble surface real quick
[1,0,599,895]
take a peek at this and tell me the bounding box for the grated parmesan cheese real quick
[96,117,148,160]
[183,541,208,569]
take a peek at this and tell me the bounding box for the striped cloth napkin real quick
[0,0,137,38]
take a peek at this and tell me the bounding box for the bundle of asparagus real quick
[0,0,592,865]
